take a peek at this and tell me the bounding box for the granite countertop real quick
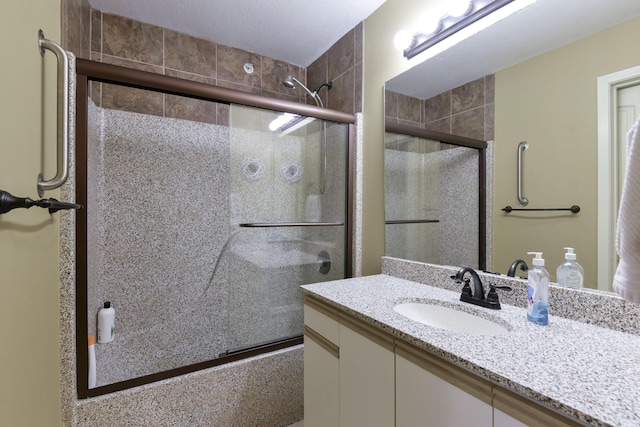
[301,273,640,427]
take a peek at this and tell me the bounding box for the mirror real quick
[384,0,640,290]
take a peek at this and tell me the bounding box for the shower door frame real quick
[74,59,355,398]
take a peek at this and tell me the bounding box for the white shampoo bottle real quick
[97,301,115,343]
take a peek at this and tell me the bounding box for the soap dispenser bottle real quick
[556,247,584,289]
[527,252,549,325]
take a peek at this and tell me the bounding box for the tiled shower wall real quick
[63,0,363,116]
[307,24,364,114]
[385,74,495,141]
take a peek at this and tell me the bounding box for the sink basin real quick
[393,303,510,336]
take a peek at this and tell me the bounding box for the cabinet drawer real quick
[304,300,340,346]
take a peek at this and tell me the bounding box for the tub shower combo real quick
[74,60,354,396]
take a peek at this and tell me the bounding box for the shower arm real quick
[291,76,323,108]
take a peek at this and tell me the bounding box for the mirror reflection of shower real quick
[282,75,333,195]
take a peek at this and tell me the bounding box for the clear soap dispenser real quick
[556,247,584,289]
[527,252,549,325]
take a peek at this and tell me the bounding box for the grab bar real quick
[517,141,528,206]
[37,30,70,197]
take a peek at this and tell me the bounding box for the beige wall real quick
[494,17,640,287]
[363,0,445,275]
[0,1,63,425]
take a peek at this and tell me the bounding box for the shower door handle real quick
[37,30,70,197]
[517,141,529,206]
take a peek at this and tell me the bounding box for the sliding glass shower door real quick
[79,73,351,394]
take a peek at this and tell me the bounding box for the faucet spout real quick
[453,267,485,300]
[507,259,529,277]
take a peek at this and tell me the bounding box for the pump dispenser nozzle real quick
[527,251,545,266]
[563,247,576,260]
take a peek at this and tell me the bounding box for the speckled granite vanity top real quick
[301,257,640,427]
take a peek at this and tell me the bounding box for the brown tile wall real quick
[62,0,91,60]
[307,23,364,114]
[385,74,495,142]
[62,6,364,124]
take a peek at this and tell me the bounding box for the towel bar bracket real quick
[0,190,82,215]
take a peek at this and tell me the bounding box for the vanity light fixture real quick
[401,0,536,60]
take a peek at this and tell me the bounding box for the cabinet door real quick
[396,343,493,427]
[304,304,340,427]
[339,321,395,427]
[304,331,339,427]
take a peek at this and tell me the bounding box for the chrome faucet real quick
[507,259,529,277]
[452,267,511,310]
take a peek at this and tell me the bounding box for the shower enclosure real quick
[384,122,486,270]
[75,60,354,397]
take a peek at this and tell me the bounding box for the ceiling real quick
[88,0,387,67]
[386,0,640,99]
[86,0,640,96]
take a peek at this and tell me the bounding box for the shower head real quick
[283,75,321,107]
[283,75,296,89]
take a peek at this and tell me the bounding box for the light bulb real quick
[393,30,414,51]
[448,0,472,18]
[421,15,442,35]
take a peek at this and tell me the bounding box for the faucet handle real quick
[487,284,513,304]
[460,278,472,297]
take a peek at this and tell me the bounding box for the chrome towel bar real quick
[37,29,70,197]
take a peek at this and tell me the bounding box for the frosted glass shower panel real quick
[222,225,346,353]
[86,86,232,388]
[230,105,347,225]
[384,132,480,268]
[225,104,349,352]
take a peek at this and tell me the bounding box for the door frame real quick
[597,65,640,292]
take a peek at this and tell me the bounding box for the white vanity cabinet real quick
[304,296,582,427]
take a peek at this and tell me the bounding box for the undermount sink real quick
[393,302,510,336]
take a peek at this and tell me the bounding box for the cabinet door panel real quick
[304,334,339,427]
[339,324,395,427]
[396,354,493,427]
